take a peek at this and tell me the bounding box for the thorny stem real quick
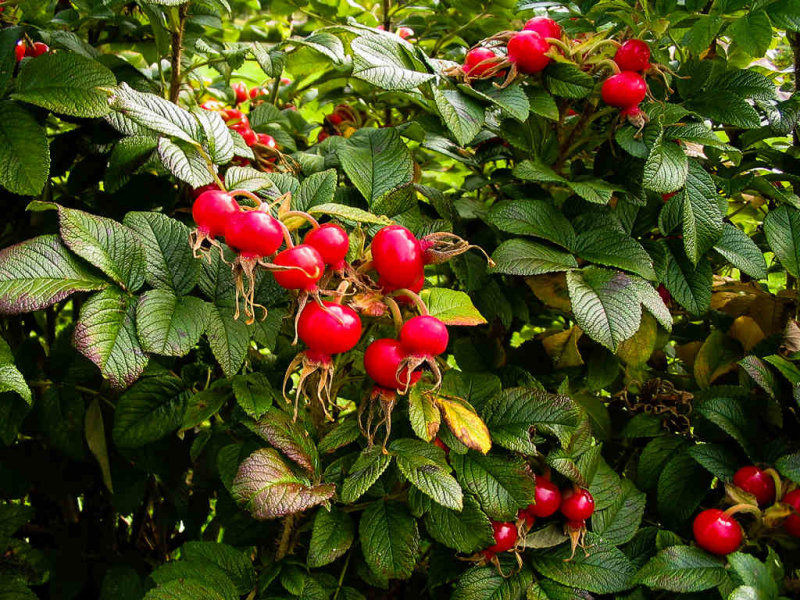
[168,4,189,103]
[390,289,428,316]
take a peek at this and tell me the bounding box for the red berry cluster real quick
[693,465,800,556]
[200,101,279,170]
[602,40,650,122]
[15,40,48,62]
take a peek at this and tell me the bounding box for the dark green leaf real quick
[490,239,577,276]
[359,500,420,580]
[0,101,50,196]
[341,446,393,503]
[136,291,208,357]
[450,452,535,520]
[633,545,727,592]
[308,507,354,568]
[112,373,189,447]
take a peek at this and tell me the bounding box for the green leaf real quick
[714,224,767,279]
[776,452,800,484]
[143,580,229,600]
[643,132,688,194]
[308,203,391,225]
[232,372,276,419]
[223,166,273,193]
[123,212,199,295]
[423,495,494,553]
[157,137,214,188]
[629,276,673,332]
[633,545,727,592]
[527,88,559,120]
[294,169,337,212]
[232,448,335,519]
[38,386,84,460]
[251,43,286,76]
[14,52,115,117]
[484,85,530,121]
[75,288,148,388]
[767,2,800,31]
[194,109,234,165]
[482,387,577,454]
[85,397,113,493]
[452,565,533,600]
[764,205,800,278]
[0,502,34,549]
[682,15,723,54]
[181,541,256,595]
[408,385,441,442]
[433,88,485,146]
[182,384,230,430]
[545,62,594,99]
[136,290,208,357]
[487,200,575,250]
[204,305,250,378]
[106,136,158,193]
[575,229,655,280]
[0,338,30,405]
[663,242,712,315]
[341,446,393,503]
[450,452,535,520]
[419,288,486,326]
[697,396,755,456]
[490,239,578,276]
[247,407,320,474]
[0,235,107,315]
[150,562,238,600]
[112,372,189,447]
[99,566,142,600]
[53,204,145,292]
[0,28,22,96]
[108,83,202,145]
[0,101,50,195]
[390,438,462,510]
[566,267,642,352]
[688,443,739,481]
[289,33,345,65]
[0,581,37,600]
[338,128,413,208]
[318,418,361,454]
[637,436,688,490]
[591,479,645,545]
[657,450,711,528]
[350,33,434,91]
[359,500,420,580]
[674,160,724,265]
[308,507,354,568]
[729,12,772,57]
[532,534,635,594]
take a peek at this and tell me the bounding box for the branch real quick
[169,4,189,103]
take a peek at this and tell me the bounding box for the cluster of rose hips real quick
[318,104,367,142]
[602,39,651,124]
[191,189,482,424]
[199,99,279,170]
[231,79,292,106]
[15,39,48,62]
[478,476,596,565]
[693,465,800,556]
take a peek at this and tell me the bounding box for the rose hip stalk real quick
[283,301,362,421]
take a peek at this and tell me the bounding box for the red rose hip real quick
[733,466,776,506]
[507,31,551,74]
[486,521,517,553]
[614,39,651,72]
[692,509,742,555]
[523,17,561,40]
[559,488,595,521]
[601,71,647,109]
[364,338,421,391]
[463,47,501,77]
[527,476,562,518]
[297,301,362,356]
[371,225,424,289]
[782,489,800,537]
[192,190,240,239]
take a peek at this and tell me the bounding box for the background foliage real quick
[1,0,800,598]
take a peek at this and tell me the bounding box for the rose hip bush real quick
[1,0,800,598]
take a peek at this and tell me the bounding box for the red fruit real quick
[192,190,240,239]
[614,39,651,72]
[297,301,362,356]
[224,210,284,259]
[200,100,225,111]
[662,191,678,202]
[220,108,248,127]
[487,521,517,553]
[463,47,501,77]
[399,316,449,357]
[693,509,742,555]
[304,223,349,270]
[527,477,561,518]
[231,122,257,146]
[433,437,449,454]
[507,31,551,74]
[523,17,561,40]
[560,488,595,521]
[517,509,536,528]
[396,27,414,39]
[621,104,642,118]
[273,244,325,291]
[192,182,219,198]
[256,133,277,149]
[601,71,647,109]
[566,519,585,530]
[280,77,291,85]
[15,41,25,62]
[733,466,775,506]
[371,225,424,289]
[657,284,671,305]
[364,339,421,390]
[318,131,330,142]
[782,489,800,537]
[29,42,49,57]
[233,82,248,104]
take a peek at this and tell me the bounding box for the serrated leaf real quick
[663,241,712,315]
[54,204,145,292]
[157,137,214,188]
[232,372,275,419]
[575,229,655,280]
[628,276,673,331]
[687,443,739,481]
[729,12,772,57]
[527,87,559,120]
[0,235,106,315]
[247,407,319,474]
[136,290,208,356]
[408,386,441,442]
[318,418,361,454]
[633,545,727,592]
[532,534,634,594]
[490,239,578,276]
[433,88,485,146]
[697,396,755,456]
[714,224,767,279]
[194,109,234,165]
[423,495,494,553]
[222,166,272,193]
[251,44,286,77]
[205,305,250,378]
[391,438,462,510]
[143,580,229,600]
[436,394,492,454]
[487,200,575,250]
[232,448,334,519]
[764,204,800,278]
[112,372,189,447]
[351,34,434,91]
[767,2,800,31]
[545,62,594,99]
[452,565,533,600]
[294,169,337,212]
[308,203,391,225]
[181,541,256,594]
[0,101,50,195]
[338,128,413,208]
[150,562,238,600]
[109,83,202,144]
[657,450,711,528]
[450,453,535,520]
[291,32,345,64]
[591,479,645,545]
[14,52,115,117]
[341,446,393,503]
[123,212,199,295]
[419,288,486,326]
[359,500,420,580]
[308,507,354,568]
[566,267,642,352]
[182,384,230,430]
[0,581,38,600]
[644,132,688,194]
[677,160,724,265]
[776,452,800,484]
[74,288,148,388]
[106,136,158,192]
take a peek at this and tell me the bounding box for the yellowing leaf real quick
[435,394,491,454]
[525,273,572,312]
[694,330,742,388]
[729,316,765,352]
[420,288,486,326]
[542,326,584,368]
[616,313,658,367]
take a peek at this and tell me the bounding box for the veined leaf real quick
[136,290,208,357]
[0,101,50,196]
[359,500,420,580]
[432,88,485,146]
[634,545,726,592]
[490,239,578,276]
[764,204,800,278]
[419,288,486,326]
[112,372,190,447]
[308,507,354,568]
[351,34,434,91]
[450,453,535,520]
